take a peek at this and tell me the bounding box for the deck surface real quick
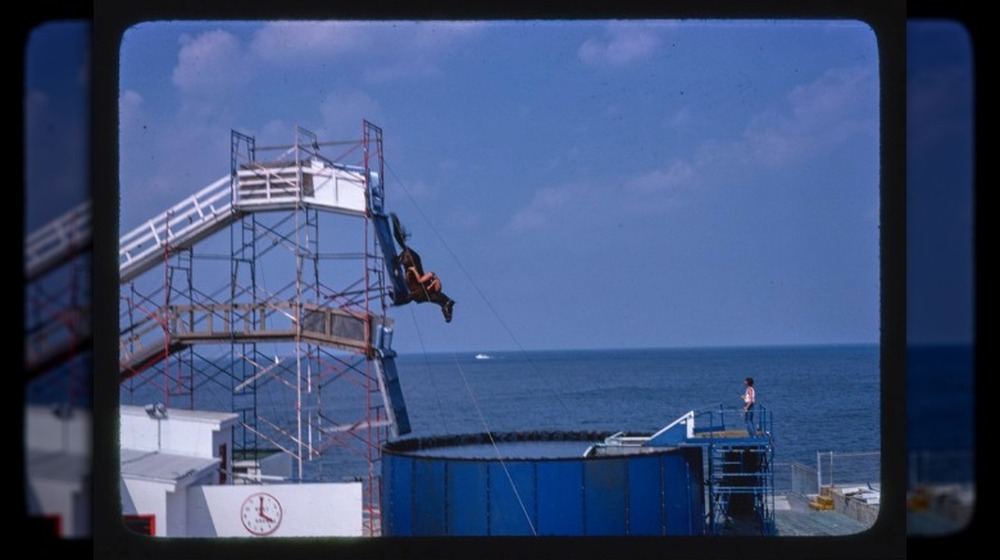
[774,493,873,536]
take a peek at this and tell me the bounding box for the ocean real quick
[117,343,889,487]
[396,345,881,458]
[396,344,882,490]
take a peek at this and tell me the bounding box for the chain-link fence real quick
[908,450,974,489]
[817,451,880,489]
[773,461,820,496]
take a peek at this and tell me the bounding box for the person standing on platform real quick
[742,377,757,437]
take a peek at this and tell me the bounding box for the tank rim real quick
[382,430,672,461]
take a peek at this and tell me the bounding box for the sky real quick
[24,20,91,229]
[906,19,975,346]
[106,19,885,354]
[27,16,973,355]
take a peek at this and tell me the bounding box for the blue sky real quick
[24,20,91,229]
[906,20,975,346]
[108,20,883,353]
[22,19,976,350]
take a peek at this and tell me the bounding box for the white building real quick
[25,405,91,538]
[119,404,362,537]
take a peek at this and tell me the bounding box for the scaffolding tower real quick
[696,406,776,535]
[118,121,409,535]
[590,404,776,536]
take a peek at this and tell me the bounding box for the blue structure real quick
[381,431,705,536]
[381,405,775,536]
[621,404,776,535]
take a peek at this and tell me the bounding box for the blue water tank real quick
[381,431,705,536]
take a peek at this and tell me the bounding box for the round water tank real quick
[381,431,705,536]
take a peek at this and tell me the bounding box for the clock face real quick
[240,492,283,536]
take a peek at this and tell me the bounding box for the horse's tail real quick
[390,212,408,250]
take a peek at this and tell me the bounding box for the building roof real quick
[26,450,91,484]
[120,448,219,486]
[120,405,239,427]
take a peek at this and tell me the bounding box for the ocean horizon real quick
[116,342,890,487]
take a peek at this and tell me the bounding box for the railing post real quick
[829,451,834,489]
[816,451,821,492]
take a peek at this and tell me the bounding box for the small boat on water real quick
[475,353,491,360]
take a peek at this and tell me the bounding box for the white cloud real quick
[578,23,660,66]
[172,30,254,96]
[25,89,49,116]
[624,161,695,195]
[452,210,480,230]
[507,153,696,233]
[319,89,383,139]
[119,89,144,128]
[77,46,91,89]
[364,21,485,84]
[256,119,294,146]
[248,20,483,84]
[250,21,370,62]
[669,106,691,127]
[739,65,877,168]
[25,88,89,223]
[907,64,970,156]
[505,183,607,234]
[787,66,873,125]
[410,21,486,51]
[363,61,440,84]
[505,65,876,233]
[400,178,433,199]
[508,185,576,233]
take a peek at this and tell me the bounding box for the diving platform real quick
[586,404,776,535]
[119,159,376,283]
[235,159,369,215]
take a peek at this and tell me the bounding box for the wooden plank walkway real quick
[774,493,873,536]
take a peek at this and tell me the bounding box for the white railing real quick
[25,200,92,280]
[119,176,233,281]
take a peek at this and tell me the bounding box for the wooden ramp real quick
[120,301,381,380]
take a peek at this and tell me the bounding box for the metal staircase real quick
[25,200,91,282]
[706,440,775,535]
[119,176,236,283]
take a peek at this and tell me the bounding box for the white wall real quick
[159,420,222,457]
[119,414,161,453]
[25,406,91,454]
[187,483,362,537]
[121,415,222,458]
[122,478,170,536]
[25,406,91,537]
[26,478,89,538]
[166,490,187,537]
[120,406,237,459]
[310,167,366,214]
[71,487,90,537]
